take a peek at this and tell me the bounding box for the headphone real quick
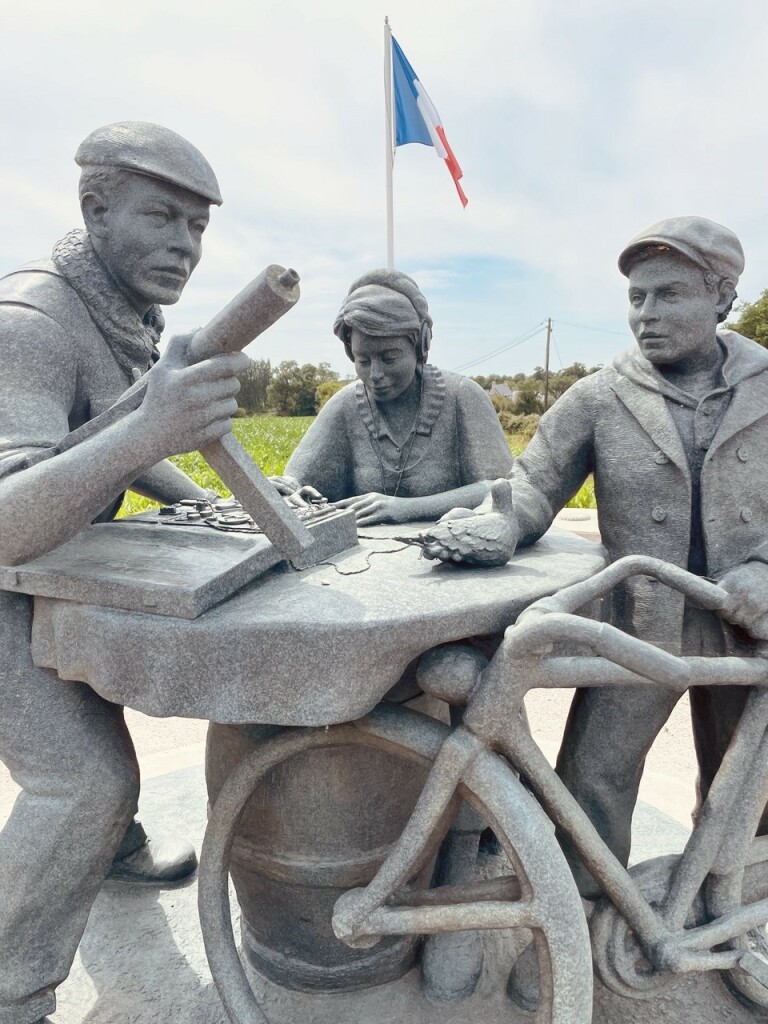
[340,269,433,364]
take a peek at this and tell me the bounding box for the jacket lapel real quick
[706,372,768,461]
[705,331,768,461]
[609,375,690,479]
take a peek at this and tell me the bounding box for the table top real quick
[31,524,606,726]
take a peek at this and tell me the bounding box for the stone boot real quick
[420,825,484,1002]
[421,929,484,1003]
[506,939,539,1013]
[107,835,197,885]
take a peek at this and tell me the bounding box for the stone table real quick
[29,524,607,727]
[28,524,609,1023]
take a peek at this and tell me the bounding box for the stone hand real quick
[139,332,249,459]
[418,479,520,567]
[718,562,768,640]
[269,474,301,496]
[268,476,325,508]
[288,486,326,509]
[335,492,409,526]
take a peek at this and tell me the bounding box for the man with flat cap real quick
[424,215,768,895]
[0,122,248,1023]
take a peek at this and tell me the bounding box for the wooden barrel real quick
[206,718,434,992]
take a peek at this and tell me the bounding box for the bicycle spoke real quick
[392,875,522,906]
[363,896,541,937]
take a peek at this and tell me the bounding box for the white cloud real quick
[2,0,768,376]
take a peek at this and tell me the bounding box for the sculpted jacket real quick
[0,240,161,707]
[0,235,159,486]
[508,329,768,654]
[284,366,513,502]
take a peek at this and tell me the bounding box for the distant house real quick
[487,382,519,401]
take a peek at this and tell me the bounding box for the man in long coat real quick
[425,215,768,895]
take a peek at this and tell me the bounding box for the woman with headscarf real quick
[279,269,513,525]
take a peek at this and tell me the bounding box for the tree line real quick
[238,358,602,419]
[237,359,348,417]
[237,290,768,419]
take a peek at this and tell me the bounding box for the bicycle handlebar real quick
[518,555,730,622]
[496,556,768,694]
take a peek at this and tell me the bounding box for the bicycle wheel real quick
[198,703,592,1024]
[713,838,768,1009]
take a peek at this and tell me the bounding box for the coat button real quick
[737,447,749,462]
[652,506,667,522]
[741,507,753,523]
[654,451,669,465]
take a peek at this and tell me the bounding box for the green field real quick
[506,433,596,509]
[119,414,596,516]
[118,415,315,516]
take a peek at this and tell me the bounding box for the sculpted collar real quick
[355,363,446,443]
[613,329,768,404]
[52,229,163,375]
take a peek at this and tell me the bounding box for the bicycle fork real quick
[332,725,484,948]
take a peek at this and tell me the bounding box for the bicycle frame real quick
[338,555,768,986]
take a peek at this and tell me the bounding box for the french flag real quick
[391,35,468,208]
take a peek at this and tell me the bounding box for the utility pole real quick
[543,317,553,411]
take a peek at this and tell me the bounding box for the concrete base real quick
[46,763,768,1024]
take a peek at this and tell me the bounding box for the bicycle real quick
[198,555,768,1024]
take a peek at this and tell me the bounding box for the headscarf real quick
[333,269,433,363]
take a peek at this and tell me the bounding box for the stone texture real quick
[28,526,606,724]
[0,508,358,619]
[50,763,767,1024]
[0,121,300,1024]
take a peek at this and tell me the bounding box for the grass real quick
[506,433,596,510]
[119,415,597,516]
[118,415,314,517]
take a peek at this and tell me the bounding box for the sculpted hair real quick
[333,269,434,363]
[626,245,737,323]
[78,165,133,205]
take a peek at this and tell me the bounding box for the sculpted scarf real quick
[52,228,163,375]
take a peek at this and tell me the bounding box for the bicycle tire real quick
[713,845,768,1009]
[198,703,592,1024]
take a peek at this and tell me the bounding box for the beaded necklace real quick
[363,376,424,497]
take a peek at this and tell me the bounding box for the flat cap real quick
[618,215,744,284]
[75,121,222,205]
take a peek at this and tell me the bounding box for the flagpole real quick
[384,16,395,269]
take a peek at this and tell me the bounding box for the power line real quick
[554,319,626,337]
[452,322,546,372]
[453,322,545,371]
[452,317,625,376]
[552,335,564,369]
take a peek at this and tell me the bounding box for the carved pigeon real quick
[399,479,518,567]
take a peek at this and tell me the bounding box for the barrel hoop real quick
[230,837,395,887]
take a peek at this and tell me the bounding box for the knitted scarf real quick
[52,228,163,374]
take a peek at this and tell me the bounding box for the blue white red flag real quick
[390,35,468,208]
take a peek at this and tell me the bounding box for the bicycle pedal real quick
[738,950,768,987]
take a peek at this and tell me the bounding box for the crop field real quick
[506,433,596,509]
[118,414,596,516]
[118,416,315,516]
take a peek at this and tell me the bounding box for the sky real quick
[2,0,768,378]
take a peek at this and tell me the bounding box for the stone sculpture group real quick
[2,121,768,1024]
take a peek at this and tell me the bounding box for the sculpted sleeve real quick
[283,387,353,502]
[455,376,515,483]
[508,376,597,547]
[0,305,76,480]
